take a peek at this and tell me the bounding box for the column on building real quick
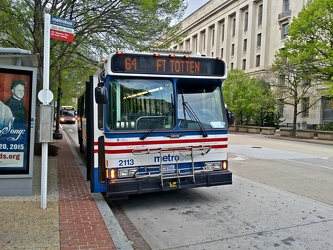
[261,0,270,69]
[233,9,241,69]
[246,1,255,69]
[223,13,233,69]
[238,5,249,71]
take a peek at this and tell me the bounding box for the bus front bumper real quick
[106,171,232,197]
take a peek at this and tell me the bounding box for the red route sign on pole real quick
[50,16,75,42]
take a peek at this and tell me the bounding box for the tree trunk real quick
[292,103,298,137]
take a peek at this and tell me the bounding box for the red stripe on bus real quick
[93,137,228,147]
[94,144,228,154]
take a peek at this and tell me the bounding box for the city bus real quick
[59,106,76,124]
[77,50,234,197]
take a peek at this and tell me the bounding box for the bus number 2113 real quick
[119,159,134,166]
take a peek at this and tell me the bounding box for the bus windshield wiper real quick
[139,108,174,140]
[181,93,208,137]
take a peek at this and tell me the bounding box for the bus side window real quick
[98,104,103,129]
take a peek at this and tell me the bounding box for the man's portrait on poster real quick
[5,80,27,127]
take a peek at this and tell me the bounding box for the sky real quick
[183,0,210,18]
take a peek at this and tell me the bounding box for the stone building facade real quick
[168,0,333,128]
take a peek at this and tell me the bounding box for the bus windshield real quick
[177,81,226,129]
[107,78,174,130]
[60,109,76,116]
[106,78,226,131]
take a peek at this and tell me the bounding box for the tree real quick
[270,49,322,136]
[269,0,333,136]
[223,69,276,126]
[284,0,333,93]
[251,78,280,127]
[0,0,187,99]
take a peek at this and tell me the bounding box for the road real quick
[63,124,333,250]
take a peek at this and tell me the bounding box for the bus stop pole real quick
[41,13,51,210]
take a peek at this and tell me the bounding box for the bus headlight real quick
[204,162,227,171]
[118,168,138,178]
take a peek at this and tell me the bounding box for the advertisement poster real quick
[0,66,36,176]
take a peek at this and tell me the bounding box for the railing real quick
[132,145,213,188]
[278,9,291,21]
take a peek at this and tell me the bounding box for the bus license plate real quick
[162,165,175,172]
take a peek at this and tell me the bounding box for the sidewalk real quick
[0,131,133,249]
[231,131,333,146]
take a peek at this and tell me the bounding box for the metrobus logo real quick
[154,153,192,163]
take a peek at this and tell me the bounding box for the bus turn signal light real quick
[222,161,228,170]
[110,169,116,179]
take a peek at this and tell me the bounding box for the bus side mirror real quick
[227,110,235,125]
[95,86,108,104]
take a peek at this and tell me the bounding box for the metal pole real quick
[41,13,51,210]
[53,86,62,139]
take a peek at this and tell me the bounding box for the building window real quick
[242,59,246,70]
[231,44,235,56]
[221,23,225,42]
[185,39,190,50]
[200,30,206,50]
[231,63,234,70]
[281,23,289,39]
[221,48,224,58]
[256,55,260,67]
[244,11,249,31]
[279,75,285,85]
[232,17,236,36]
[323,97,333,110]
[283,0,290,11]
[203,34,206,50]
[257,33,262,47]
[212,29,215,46]
[193,35,198,53]
[302,97,310,117]
[258,4,263,26]
[243,39,247,52]
[211,52,214,57]
[301,79,311,86]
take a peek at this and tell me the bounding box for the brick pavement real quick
[57,136,117,250]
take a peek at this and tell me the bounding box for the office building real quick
[167,0,332,128]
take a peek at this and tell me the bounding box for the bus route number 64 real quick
[125,58,137,71]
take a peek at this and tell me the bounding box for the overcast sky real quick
[184,0,210,18]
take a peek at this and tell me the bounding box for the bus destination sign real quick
[110,53,226,77]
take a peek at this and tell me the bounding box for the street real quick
[63,124,333,250]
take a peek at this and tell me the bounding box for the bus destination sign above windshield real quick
[110,53,226,77]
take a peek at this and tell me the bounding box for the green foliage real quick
[0,0,186,100]
[270,0,332,135]
[285,0,333,86]
[223,69,277,126]
[318,123,333,131]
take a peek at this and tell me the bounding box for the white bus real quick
[77,50,234,197]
